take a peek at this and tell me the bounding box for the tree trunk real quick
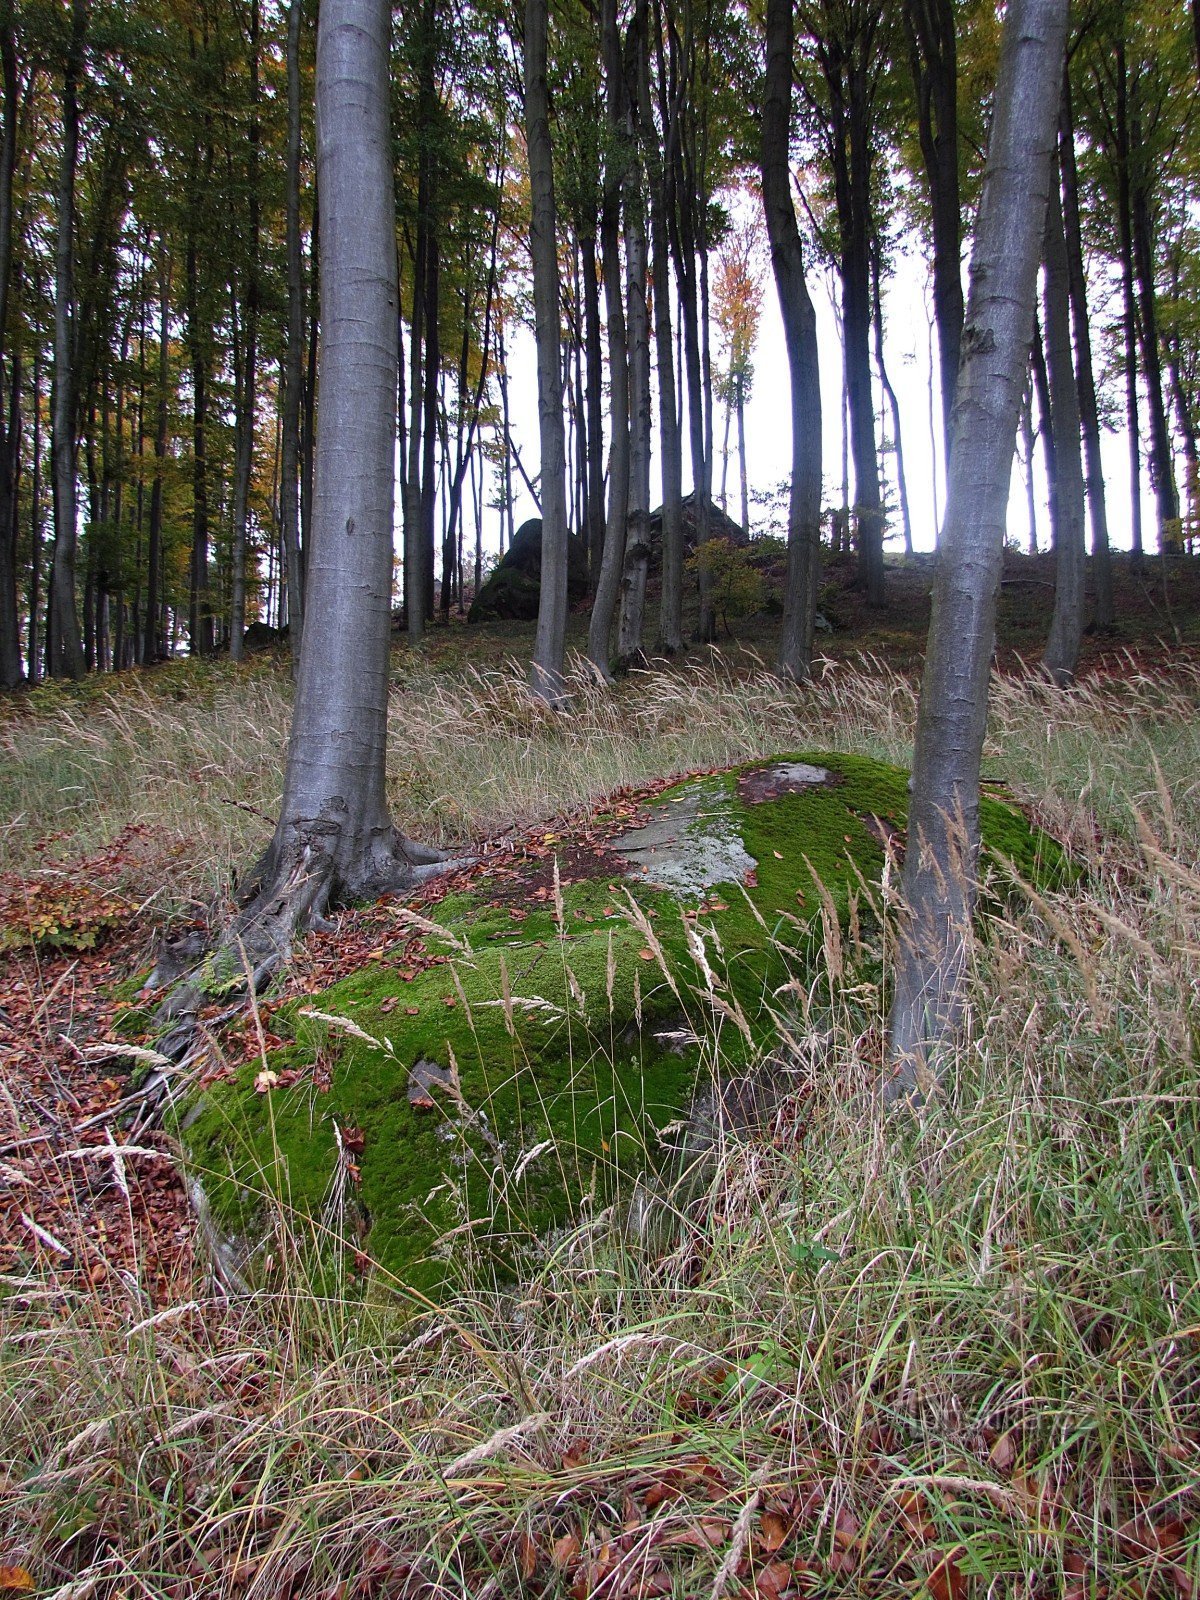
[888,0,1069,1096]
[617,3,652,668]
[143,249,170,664]
[227,0,446,977]
[1041,155,1086,686]
[762,0,821,681]
[1059,76,1113,630]
[902,0,962,457]
[280,0,305,667]
[1030,311,1056,533]
[642,18,683,655]
[525,0,569,703]
[872,238,914,558]
[1021,378,1038,555]
[0,14,19,688]
[49,0,87,680]
[1124,49,1179,553]
[230,0,262,664]
[1115,76,1144,573]
[27,343,42,681]
[186,227,212,657]
[586,0,630,681]
[581,231,605,588]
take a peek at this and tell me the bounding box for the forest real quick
[1,0,1199,1596]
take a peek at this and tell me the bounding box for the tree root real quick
[146,828,474,1063]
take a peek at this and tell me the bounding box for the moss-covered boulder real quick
[181,754,1065,1290]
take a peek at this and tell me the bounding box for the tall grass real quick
[3,647,1196,902]
[1,650,1198,1596]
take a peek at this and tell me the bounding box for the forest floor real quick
[1,549,1199,1599]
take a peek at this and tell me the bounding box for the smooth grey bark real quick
[1059,78,1112,631]
[616,148,651,668]
[235,0,445,965]
[642,2,683,656]
[581,231,605,587]
[586,0,630,681]
[49,0,86,680]
[902,0,962,457]
[617,0,652,668]
[762,0,821,682]
[525,0,569,703]
[280,0,305,666]
[887,0,1069,1098]
[1041,159,1086,686]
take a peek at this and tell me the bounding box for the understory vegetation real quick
[1,649,1198,1598]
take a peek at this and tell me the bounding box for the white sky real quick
[470,209,1160,564]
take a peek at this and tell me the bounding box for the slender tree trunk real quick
[144,249,170,664]
[581,232,605,587]
[300,196,318,570]
[719,386,731,511]
[1059,78,1113,630]
[1041,156,1086,686]
[0,16,19,688]
[497,312,514,554]
[642,26,683,654]
[281,0,305,666]
[1021,377,1038,555]
[736,376,749,534]
[421,236,439,621]
[230,0,261,663]
[186,229,212,657]
[617,4,652,668]
[1128,99,1179,553]
[872,239,913,558]
[1115,80,1144,573]
[50,0,87,680]
[28,343,42,680]
[1031,311,1056,536]
[525,0,569,703]
[902,0,962,457]
[762,0,821,681]
[586,0,630,680]
[888,0,1069,1095]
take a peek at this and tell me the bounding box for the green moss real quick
[181,753,1065,1289]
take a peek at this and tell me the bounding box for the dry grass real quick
[1,648,1199,1597]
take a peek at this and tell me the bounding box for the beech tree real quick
[888,0,1070,1095]
[227,0,449,973]
[525,0,569,702]
[761,0,821,682]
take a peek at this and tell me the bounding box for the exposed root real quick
[145,826,474,1073]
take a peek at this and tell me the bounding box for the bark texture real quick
[762,0,821,682]
[228,0,446,977]
[1041,158,1086,686]
[887,0,1069,1098]
[525,0,570,703]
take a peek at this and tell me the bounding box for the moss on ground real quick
[181,753,1066,1289]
